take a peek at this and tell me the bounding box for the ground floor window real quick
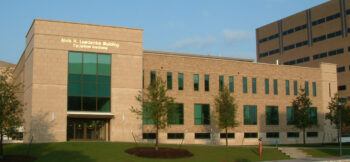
[195,133,211,139]
[67,118,108,141]
[220,133,235,139]
[143,133,156,139]
[244,132,258,138]
[266,132,279,138]
[287,132,299,138]
[167,133,184,139]
[307,132,318,138]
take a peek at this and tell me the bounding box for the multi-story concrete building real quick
[256,0,350,101]
[13,19,338,145]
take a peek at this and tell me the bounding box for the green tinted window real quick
[308,107,317,124]
[143,105,155,125]
[265,79,269,94]
[229,76,234,93]
[266,106,279,125]
[252,78,257,94]
[150,71,156,85]
[273,79,278,95]
[312,82,317,96]
[167,72,172,90]
[219,75,224,91]
[243,77,248,93]
[168,103,184,124]
[285,80,290,95]
[97,54,111,76]
[194,74,199,91]
[293,80,298,96]
[194,104,210,125]
[83,53,97,75]
[287,106,295,125]
[68,52,82,74]
[205,74,210,91]
[244,105,257,125]
[178,73,184,90]
[305,81,309,96]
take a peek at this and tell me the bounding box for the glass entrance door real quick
[67,118,108,141]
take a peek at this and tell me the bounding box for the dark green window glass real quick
[266,106,279,125]
[305,81,309,96]
[167,72,172,90]
[287,106,295,125]
[265,79,269,94]
[168,103,184,125]
[285,80,290,95]
[178,73,184,90]
[243,105,257,125]
[294,80,298,96]
[205,74,210,91]
[308,107,317,124]
[219,75,224,91]
[150,71,156,85]
[243,77,248,93]
[68,52,111,112]
[194,104,210,125]
[273,79,278,95]
[229,76,234,93]
[143,105,155,125]
[252,78,257,94]
[193,74,199,91]
[312,82,317,96]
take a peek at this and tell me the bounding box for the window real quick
[265,79,269,94]
[167,133,184,139]
[194,104,210,125]
[168,103,184,125]
[195,133,211,139]
[178,73,184,90]
[244,105,257,125]
[266,132,279,138]
[305,81,309,96]
[287,132,299,138]
[287,106,295,125]
[167,72,172,90]
[338,85,346,91]
[308,107,317,125]
[266,106,279,125]
[307,132,318,138]
[337,66,345,73]
[293,80,298,96]
[68,52,111,112]
[243,77,248,93]
[193,74,199,91]
[285,80,290,95]
[219,75,224,91]
[150,71,156,85]
[244,132,258,138]
[143,106,154,125]
[312,82,317,97]
[229,76,234,93]
[273,79,278,95]
[220,133,235,139]
[252,78,257,94]
[205,74,210,91]
[143,133,156,139]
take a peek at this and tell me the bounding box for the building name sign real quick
[60,37,119,50]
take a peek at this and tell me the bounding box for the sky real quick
[0,0,328,63]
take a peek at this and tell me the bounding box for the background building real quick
[13,19,338,145]
[256,0,350,101]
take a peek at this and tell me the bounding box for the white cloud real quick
[172,36,216,49]
[222,30,253,44]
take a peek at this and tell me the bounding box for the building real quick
[13,19,338,145]
[256,0,350,101]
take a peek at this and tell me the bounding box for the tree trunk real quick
[155,125,159,151]
[225,127,228,147]
[0,130,3,159]
[303,128,306,145]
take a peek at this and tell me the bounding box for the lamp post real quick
[338,100,343,156]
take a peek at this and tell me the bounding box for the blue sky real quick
[0,0,327,63]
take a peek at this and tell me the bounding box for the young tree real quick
[130,76,175,150]
[292,88,315,145]
[326,93,350,143]
[214,86,238,147]
[0,68,23,159]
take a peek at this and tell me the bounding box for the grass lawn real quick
[3,142,289,162]
[302,148,350,158]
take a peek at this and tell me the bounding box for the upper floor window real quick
[265,79,269,94]
[273,79,278,95]
[193,74,199,91]
[252,78,257,94]
[266,106,279,125]
[243,77,248,93]
[285,80,290,95]
[204,74,210,91]
[229,76,234,93]
[194,104,210,125]
[243,105,257,125]
[178,73,184,90]
[167,72,172,90]
[219,75,224,91]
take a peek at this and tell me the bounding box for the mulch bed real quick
[0,155,36,162]
[125,147,193,159]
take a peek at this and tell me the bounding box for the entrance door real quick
[67,118,108,141]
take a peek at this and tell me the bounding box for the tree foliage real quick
[0,68,23,158]
[130,76,175,150]
[214,86,238,147]
[292,88,315,144]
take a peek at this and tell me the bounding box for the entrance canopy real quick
[67,111,114,119]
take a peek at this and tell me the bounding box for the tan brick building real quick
[256,0,350,101]
[13,19,338,145]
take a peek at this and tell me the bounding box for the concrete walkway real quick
[278,147,312,159]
